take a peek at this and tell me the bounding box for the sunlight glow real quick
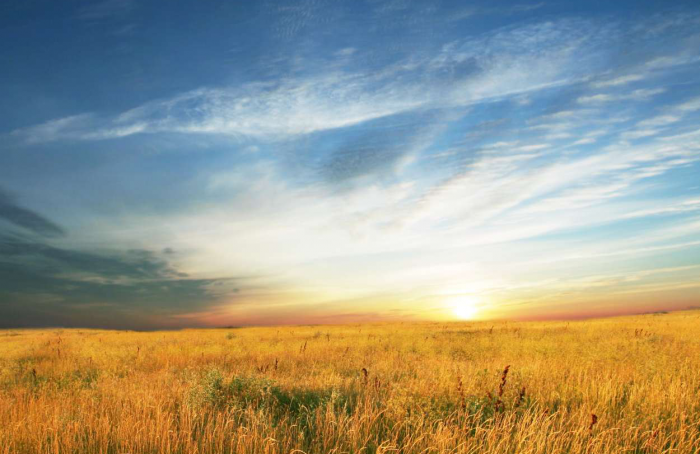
[449,296,480,320]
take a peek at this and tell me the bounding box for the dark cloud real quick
[0,193,239,329]
[0,232,238,329]
[0,235,188,281]
[0,188,65,238]
[320,132,407,183]
[300,110,448,186]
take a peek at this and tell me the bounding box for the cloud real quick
[309,109,454,185]
[14,13,694,150]
[676,97,700,112]
[334,47,357,57]
[644,55,700,70]
[10,18,615,144]
[577,94,614,104]
[572,138,596,145]
[10,114,94,144]
[620,129,659,140]
[0,198,244,328]
[620,198,700,219]
[636,115,682,128]
[577,88,665,104]
[0,187,65,238]
[0,231,241,329]
[623,96,700,140]
[591,74,645,88]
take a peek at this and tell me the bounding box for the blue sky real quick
[1,0,700,329]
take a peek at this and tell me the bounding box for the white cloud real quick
[11,114,94,144]
[572,138,596,145]
[334,47,357,57]
[621,129,659,140]
[11,19,615,144]
[628,88,666,100]
[577,94,614,104]
[644,55,700,70]
[515,144,550,152]
[621,199,700,219]
[623,96,700,140]
[591,74,645,88]
[636,115,681,128]
[676,97,700,112]
[577,88,665,104]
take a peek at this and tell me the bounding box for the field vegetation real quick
[1,311,699,453]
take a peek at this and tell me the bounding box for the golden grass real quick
[1,311,699,453]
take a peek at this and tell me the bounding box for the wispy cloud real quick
[10,18,616,144]
[591,73,646,88]
[577,88,665,104]
[0,187,65,238]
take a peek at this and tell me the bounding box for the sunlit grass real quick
[1,310,699,453]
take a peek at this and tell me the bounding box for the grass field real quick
[1,311,699,454]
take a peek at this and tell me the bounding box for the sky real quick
[1,0,700,329]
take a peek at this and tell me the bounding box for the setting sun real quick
[449,296,480,320]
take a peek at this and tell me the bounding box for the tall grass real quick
[1,311,699,453]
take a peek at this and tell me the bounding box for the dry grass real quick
[1,310,699,453]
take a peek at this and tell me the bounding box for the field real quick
[1,311,699,454]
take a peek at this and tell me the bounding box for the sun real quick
[449,296,480,320]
